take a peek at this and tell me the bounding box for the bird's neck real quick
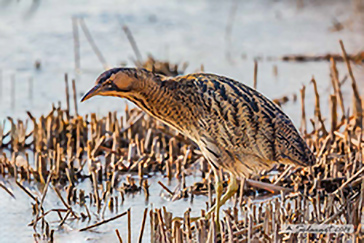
[127,75,199,137]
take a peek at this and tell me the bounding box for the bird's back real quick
[168,73,315,174]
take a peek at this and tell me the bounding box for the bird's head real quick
[81,68,149,102]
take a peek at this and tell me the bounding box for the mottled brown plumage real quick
[81,67,315,224]
[82,68,314,175]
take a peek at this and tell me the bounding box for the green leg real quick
[214,174,223,231]
[207,174,239,219]
[219,174,238,205]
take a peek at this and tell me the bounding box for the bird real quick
[81,67,315,226]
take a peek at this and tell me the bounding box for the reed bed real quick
[0,43,364,242]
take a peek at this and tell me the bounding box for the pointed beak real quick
[80,84,101,102]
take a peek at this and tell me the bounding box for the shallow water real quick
[0,174,213,242]
[1,0,364,242]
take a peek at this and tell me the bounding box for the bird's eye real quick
[103,80,113,89]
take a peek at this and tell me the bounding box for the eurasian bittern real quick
[81,68,315,225]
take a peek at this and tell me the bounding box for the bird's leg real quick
[219,174,239,206]
[214,172,223,231]
[206,174,239,219]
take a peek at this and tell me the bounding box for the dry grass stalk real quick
[79,210,128,231]
[116,229,123,243]
[138,208,148,243]
[339,40,363,128]
[253,60,258,90]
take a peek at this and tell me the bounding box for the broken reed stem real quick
[92,172,101,213]
[339,40,362,127]
[339,39,360,99]
[330,57,345,117]
[64,74,70,117]
[334,166,364,194]
[72,17,81,72]
[238,178,246,207]
[253,60,258,89]
[122,25,142,67]
[78,18,109,70]
[31,208,68,224]
[116,229,123,243]
[273,165,292,185]
[0,181,15,198]
[53,187,78,219]
[330,95,338,135]
[72,79,78,116]
[83,204,91,220]
[158,181,174,196]
[138,208,148,243]
[319,193,359,225]
[311,77,321,119]
[79,210,128,231]
[128,208,131,243]
[300,85,307,134]
[311,77,328,135]
[40,173,53,209]
[59,210,71,227]
[15,180,39,203]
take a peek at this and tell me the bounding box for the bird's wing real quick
[176,73,315,167]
